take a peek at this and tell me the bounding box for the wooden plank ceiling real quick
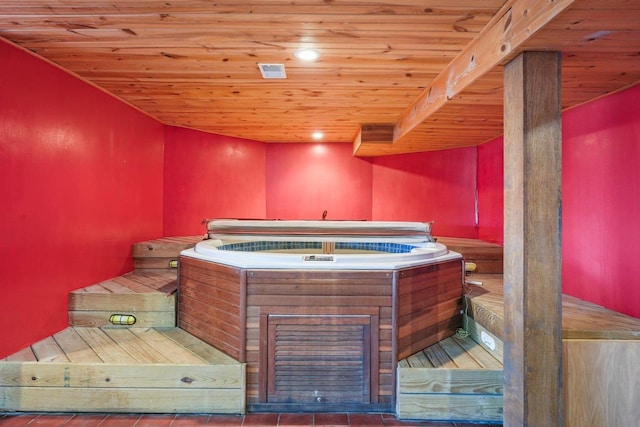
[1,0,639,156]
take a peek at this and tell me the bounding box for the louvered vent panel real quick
[267,318,371,404]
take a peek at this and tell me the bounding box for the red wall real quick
[562,84,640,318]
[266,143,373,220]
[166,139,479,235]
[476,84,640,318]
[0,40,165,357]
[163,126,267,236]
[477,137,504,244]
[372,147,479,238]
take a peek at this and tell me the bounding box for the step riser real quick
[68,271,178,328]
[69,311,175,328]
[398,368,503,394]
[396,321,504,423]
[132,236,202,271]
[0,362,243,389]
[396,394,503,422]
[0,387,244,413]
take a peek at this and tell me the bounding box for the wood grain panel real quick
[396,394,504,422]
[503,51,563,427]
[245,269,393,411]
[178,256,245,361]
[396,260,464,360]
[437,237,503,274]
[563,340,640,427]
[132,236,203,258]
[263,315,375,405]
[0,386,244,414]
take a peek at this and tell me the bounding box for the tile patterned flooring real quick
[0,413,501,427]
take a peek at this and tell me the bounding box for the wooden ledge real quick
[465,273,640,341]
[437,237,504,274]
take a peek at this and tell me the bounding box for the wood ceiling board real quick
[1,0,640,154]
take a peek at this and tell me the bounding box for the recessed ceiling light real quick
[312,131,324,140]
[294,48,321,62]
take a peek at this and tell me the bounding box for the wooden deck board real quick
[400,335,501,370]
[110,275,158,294]
[98,279,136,294]
[438,337,483,369]
[71,327,135,363]
[53,328,102,363]
[77,283,111,293]
[31,336,69,363]
[155,328,240,366]
[451,334,502,369]
[100,329,173,364]
[128,328,208,365]
[70,271,177,296]
[3,346,36,362]
[465,273,640,341]
[423,342,458,369]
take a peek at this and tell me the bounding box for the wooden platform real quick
[397,335,503,422]
[436,237,503,274]
[463,273,640,427]
[132,236,203,271]
[20,235,639,422]
[464,273,640,341]
[1,236,245,415]
[0,327,245,413]
[68,271,178,328]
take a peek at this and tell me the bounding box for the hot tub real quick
[181,219,459,269]
[178,219,464,413]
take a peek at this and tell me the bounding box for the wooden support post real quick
[503,51,562,426]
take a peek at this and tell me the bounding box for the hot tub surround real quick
[177,220,464,413]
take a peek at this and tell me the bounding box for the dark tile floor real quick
[0,413,501,427]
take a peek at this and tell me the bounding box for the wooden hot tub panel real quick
[178,256,463,412]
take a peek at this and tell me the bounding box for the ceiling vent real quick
[258,63,287,79]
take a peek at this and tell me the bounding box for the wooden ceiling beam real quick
[354,0,576,155]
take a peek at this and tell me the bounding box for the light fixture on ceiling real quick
[294,48,321,62]
[312,131,324,140]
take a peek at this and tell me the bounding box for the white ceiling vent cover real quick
[258,63,287,79]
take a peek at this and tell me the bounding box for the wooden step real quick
[463,273,640,427]
[132,236,203,271]
[436,237,503,274]
[68,271,178,328]
[396,334,503,423]
[0,327,245,414]
[464,273,640,341]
